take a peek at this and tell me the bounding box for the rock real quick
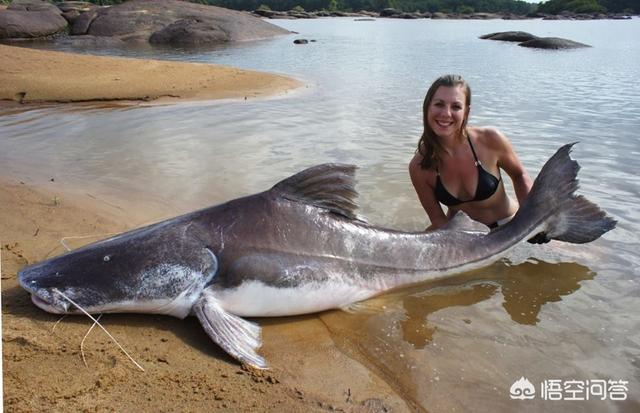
[357,10,378,17]
[380,8,401,17]
[480,31,538,42]
[469,13,500,19]
[61,9,79,24]
[519,37,591,49]
[8,0,60,14]
[287,11,315,19]
[329,11,360,17]
[85,0,289,44]
[56,1,97,14]
[293,39,308,44]
[431,12,450,19]
[0,5,67,39]
[267,14,296,20]
[149,19,227,45]
[610,14,632,20]
[398,12,420,19]
[70,8,97,35]
[52,34,125,47]
[502,13,528,20]
[253,9,285,18]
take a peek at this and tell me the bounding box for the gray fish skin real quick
[18,143,616,368]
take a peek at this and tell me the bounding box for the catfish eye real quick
[103,255,111,262]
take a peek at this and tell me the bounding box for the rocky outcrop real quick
[70,8,98,35]
[148,19,229,45]
[519,37,591,49]
[81,0,289,44]
[0,0,290,45]
[0,0,67,39]
[480,31,538,42]
[56,2,97,14]
[252,8,535,20]
[541,11,633,20]
[481,31,590,50]
[7,0,60,13]
[380,8,401,17]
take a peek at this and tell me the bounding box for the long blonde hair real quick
[417,74,471,169]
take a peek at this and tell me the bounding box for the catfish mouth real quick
[30,292,70,314]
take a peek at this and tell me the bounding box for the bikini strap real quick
[467,135,481,166]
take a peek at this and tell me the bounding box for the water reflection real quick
[400,283,497,350]
[321,260,596,410]
[498,260,594,325]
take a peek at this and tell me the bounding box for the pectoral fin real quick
[194,289,267,369]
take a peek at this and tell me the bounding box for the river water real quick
[1,17,639,412]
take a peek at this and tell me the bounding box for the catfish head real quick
[18,219,218,318]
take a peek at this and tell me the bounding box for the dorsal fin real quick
[442,211,490,233]
[271,163,359,220]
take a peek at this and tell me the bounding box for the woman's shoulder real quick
[409,152,425,172]
[409,152,436,179]
[469,126,510,150]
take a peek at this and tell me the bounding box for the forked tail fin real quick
[509,143,616,243]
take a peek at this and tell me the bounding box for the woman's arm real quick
[486,129,533,206]
[409,154,448,230]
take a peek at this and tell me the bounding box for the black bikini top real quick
[434,136,501,207]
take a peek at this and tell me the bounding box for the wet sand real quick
[0,44,302,104]
[0,178,408,412]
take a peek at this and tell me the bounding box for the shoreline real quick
[0,44,302,105]
[0,177,409,412]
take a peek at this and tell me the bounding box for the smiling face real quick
[426,85,470,140]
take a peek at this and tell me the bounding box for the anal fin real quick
[194,289,267,369]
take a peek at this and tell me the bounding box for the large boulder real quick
[480,31,538,42]
[7,0,60,13]
[149,19,228,45]
[70,8,98,35]
[85,0,290,44]
[56,2,98,14]
[0,0,67,39]
[380,8,401,17]
[58,1,98,25]
[50,34,126,47]
[519,37,591,49]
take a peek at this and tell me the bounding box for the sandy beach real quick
[0,44,406,411]
[0,44,302,104]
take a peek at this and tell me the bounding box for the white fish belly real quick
[212,280,379,317]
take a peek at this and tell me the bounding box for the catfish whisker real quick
[81,314,103,368]
[51,314,67,333]
[52,288,145,372]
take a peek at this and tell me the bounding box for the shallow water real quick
[1,17,639,411]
